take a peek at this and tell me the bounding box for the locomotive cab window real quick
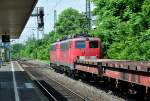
[75,41,85,48]
[89,41,98,48]
[61,42,69,51]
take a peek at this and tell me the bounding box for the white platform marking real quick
[16,61,24,71]
[25,83,34,88]
[11,61,20,101]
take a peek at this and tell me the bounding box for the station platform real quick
[0,61,48,101]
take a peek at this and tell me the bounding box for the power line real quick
[54,0,63,9]
[44,0,63,16]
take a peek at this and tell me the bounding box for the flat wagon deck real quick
[75,59,150,87]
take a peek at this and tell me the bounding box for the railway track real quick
[33,80,58,101]
[19,59,150,101]
[19,61,86,101]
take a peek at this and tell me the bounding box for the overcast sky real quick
[13,0,93,43]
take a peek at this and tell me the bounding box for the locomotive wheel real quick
[74,70,80,80]
[70,70,75,79]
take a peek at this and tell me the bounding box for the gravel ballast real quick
[26,60,125,101]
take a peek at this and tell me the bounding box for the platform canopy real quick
[0,0,37,39]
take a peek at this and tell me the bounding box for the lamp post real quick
[32,28,38,59]
[10,40,15,61]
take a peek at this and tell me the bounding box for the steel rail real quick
[18,61,58,101]
[18,61,86,101]
[33,80,58,101]
[43,74,86,101]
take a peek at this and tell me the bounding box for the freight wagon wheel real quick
[74,70,80,80]
[145,91,150,101]
[70,70,75,79]
[115,80,130,96]
[130,84,146,100]
[66,69,72,77]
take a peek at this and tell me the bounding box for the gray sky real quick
[13,0,89,43]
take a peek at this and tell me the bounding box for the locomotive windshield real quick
[75,41,85,48]
[89,41,98,48]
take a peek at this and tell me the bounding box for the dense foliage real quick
[12,1,150,61]
[12,43,24,58]
[12,31,59,60]
[92,0,150,60]
[56,8,87,36]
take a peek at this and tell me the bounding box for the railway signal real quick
[31,7,44,39]
[38,7,44,30]
[2,35,10,42]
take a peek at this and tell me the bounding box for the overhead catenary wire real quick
[44,0,63,16]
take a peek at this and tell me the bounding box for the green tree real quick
[92,0,150,60]
[12,43,24,58]
[12,31,59,60]
[56,8,87,36]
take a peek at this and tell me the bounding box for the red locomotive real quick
[50,37,102,73]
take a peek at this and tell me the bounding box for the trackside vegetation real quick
[91,0,150,60]
[12,0,150,61]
